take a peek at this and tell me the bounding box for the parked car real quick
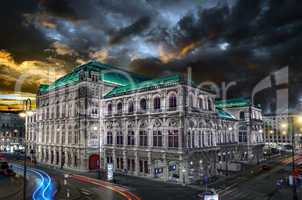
[0,160,15,177]
[261,164,272,171]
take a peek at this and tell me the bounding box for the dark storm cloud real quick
[0,0,302,112]
[0,0,49,62]
[109,16,151,45]
[36,0,77,19]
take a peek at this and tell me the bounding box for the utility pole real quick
[19,98,32,200]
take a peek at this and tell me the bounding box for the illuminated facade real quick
[263,114,302,148]
[0,112,24,152]
[27,61,264,183]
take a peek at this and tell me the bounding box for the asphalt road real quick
[217,155,302,200]
[12,163,55,200]
[5,153,131,200]
[36,166,133,200]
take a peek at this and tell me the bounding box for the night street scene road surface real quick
[0,0,302,200]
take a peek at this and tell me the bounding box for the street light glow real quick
[281,123,287,129]
[27,111,34,116]
[19,112,26,118]
[297,115,302,123]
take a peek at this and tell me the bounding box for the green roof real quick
[104,74,182,98]
[215,98,250,109]
[38,61,147,94]
[216,108,237,120]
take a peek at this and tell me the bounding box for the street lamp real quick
[281,115,302,200]
[19,112,26,118]
[182,168,186,185]
[19,98,32,200]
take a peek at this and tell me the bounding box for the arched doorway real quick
[89,154,100,170]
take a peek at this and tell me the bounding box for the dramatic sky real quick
[0,0,301,113]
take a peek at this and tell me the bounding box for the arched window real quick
[117,102,123,113]
[128,101,134,113]
[107,103,112,115]
[169,94,177,110]
[153,96,161,110]
[140,98,147,111]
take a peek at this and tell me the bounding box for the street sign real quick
[204,194,219,200]
[289,175,294,186]
[203,175,209,184]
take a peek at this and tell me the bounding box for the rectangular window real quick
[116,131,123,145]
[153,131,162,147]
[127,131,135,146]
[139,131,148,146]
[107,132,113,145]
[168,130,179,148]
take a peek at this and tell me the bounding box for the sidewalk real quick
[0,175,23,199]
[270,186,302,200]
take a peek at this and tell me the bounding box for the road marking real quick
[71,175,141,200]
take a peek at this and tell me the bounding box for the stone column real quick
[148,127,152,148]
[179,156,188,184]
[53,148,57,166]
[71,151,75,168]
[148,152,152,177]
[123,151,127,171]
[64,149,68,168]
[102,149,107,170]
[112,150,116,171]
[59,147,62,168]
[163,129,168,150]
[162,153,168,181]
[47,147,52,165]
[80,151,87,171]
[134,151,139,176]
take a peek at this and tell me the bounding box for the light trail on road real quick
[12,164,55,200]
[72,174,141,200]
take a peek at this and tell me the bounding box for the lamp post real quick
[288,117,298,200]
[281,115,302,200]
[19,98,32,200]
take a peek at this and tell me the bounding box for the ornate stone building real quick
[27,61,264,184]
[263,114,302,149]
[26,61,146,171]
[216,98,265,164]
